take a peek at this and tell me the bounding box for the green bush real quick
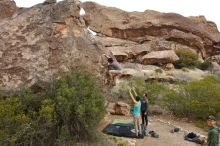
[54,67,105,144]
[0,67,105,146]
[198,60,213,70]
[0,88,55,146]
[174,49,199,69]
[164,76,220,120]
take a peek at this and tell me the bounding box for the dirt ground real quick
[100,115,209,146]
[136,116,207,146]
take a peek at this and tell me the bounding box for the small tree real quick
[174,49,199,69]
[54,67,105,144]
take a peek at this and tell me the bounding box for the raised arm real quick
[109,51,117,61]
[129,89,138,104]
[132,87,138,97]
[104,54,111,59]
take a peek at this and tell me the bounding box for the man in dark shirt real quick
[102,54,122,85]
[141,93,149,130]
[207,115,220,146]
[104,54,122,70]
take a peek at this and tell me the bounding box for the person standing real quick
[141,93,149,131]
[129,87,142,137]
[207,115,220,146]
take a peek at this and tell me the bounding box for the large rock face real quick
[82,2,220,58]
[1,0,220,91]
[0,0,103,91]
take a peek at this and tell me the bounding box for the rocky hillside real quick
[82,2,220,83]
[1,0,220,91]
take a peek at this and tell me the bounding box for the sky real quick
[14,0,220,30]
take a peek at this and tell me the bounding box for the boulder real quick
[108,47,130,62]
[0,0,103,91]
[141,50,179,65]
[115,101,130,116]
[106,101,130,116]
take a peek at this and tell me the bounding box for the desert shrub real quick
[164,76,220,120]
[174,49,199,69]
[0,67,105,146]
[54,67,105,144]
[198,60,213,70]
[0,89,56,146]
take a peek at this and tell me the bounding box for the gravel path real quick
[136,116,206,146]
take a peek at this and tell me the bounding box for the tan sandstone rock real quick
[141,50,179,65]
[0,0,103,91]
[106,101,130,116]
[115,101,130,116]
